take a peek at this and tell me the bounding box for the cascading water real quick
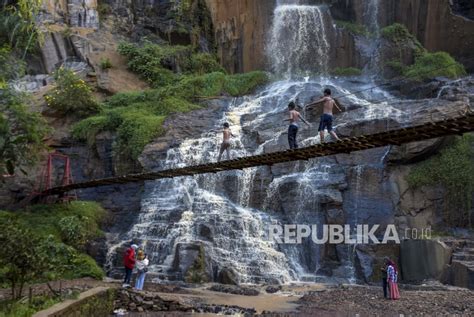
[364,0,380,35]
[107,1,408,284]
[362,0,382,73]
[267,4,332,77]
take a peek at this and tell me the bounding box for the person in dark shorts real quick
[284,101,310,149]
[217,122,235,161]
[306,88,341,143]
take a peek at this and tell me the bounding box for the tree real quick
[0,217,47,299]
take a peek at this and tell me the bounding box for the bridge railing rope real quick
[39,112,474,197]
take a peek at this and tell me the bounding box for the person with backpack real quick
[134,250,149,291]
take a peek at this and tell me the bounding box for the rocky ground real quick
[2,278,474,316]
[284,284,474,317]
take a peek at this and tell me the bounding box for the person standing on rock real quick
[217,122,235,162]
[123,244,138,288]
[284,101,310,149]
[386,258,400,300]
[306,88,341,143]
[134,250,149,291]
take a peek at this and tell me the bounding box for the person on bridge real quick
[217,122,235,162]
[284,101,310,149]
[306,88,341,143]
[123,243,138,288]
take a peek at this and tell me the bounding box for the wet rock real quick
[217,267,238,285]
[140,101,226,170]
[265,285,282,294]
[172,243,211,280]
[209,284,260,296]
[387,138,447,164]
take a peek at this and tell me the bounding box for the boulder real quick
[400,239,452,282]
[217,267,239,285]
[265,285,282,294]
[209,284,259,296]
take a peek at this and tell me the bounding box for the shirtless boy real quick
[218,122,235,161]
[284,101,310,149]
[307,88,341,143]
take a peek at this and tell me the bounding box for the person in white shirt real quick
[134,250,149,291]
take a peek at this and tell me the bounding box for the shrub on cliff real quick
[335,20,369,36]
[45,68,100,117]
[381,23,425,57]
[72,71,268,159]
[115,109,166,159]
[223,71,269,96]
[118,41,223,86]
[404,52,466,81]
[331,67,362,77]
[407,134,474,227]
[0,88,50,177]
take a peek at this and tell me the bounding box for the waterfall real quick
[267,4,332,77]
[106,0,408,285]
[362,0,382,73]
[364,0,380,35]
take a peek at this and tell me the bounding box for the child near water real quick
[217,122,235,162]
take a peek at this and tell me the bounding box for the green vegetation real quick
[117,41,224,87]
[0,1,51,178]
[0,202,106,300]
[331,67,362,77]
[0,0,43,58]
[185,244,209,283]
[335,20,369,36]
[0,45,25,88]
[166,0,214,49]
[382,23,415,42]
[0,89,50,176]
[381,23,425,57]
[0,295,63,317]
[407,135,474,227]
[45,68,100,117]
[97,2,112,20]
[99,57,113,70]
[404,52,466,81]
[73,41,268,160]
[385,59,405,75]
[381,23,465,81]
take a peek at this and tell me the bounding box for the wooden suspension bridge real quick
[39,112,474,197]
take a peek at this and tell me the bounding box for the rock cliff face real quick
[330,0,474,71]
[41,0,99,28]
[204,0,275,73]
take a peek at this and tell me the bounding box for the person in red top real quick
[123,244,138,287]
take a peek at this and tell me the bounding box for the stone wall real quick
[33,287,115,317]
